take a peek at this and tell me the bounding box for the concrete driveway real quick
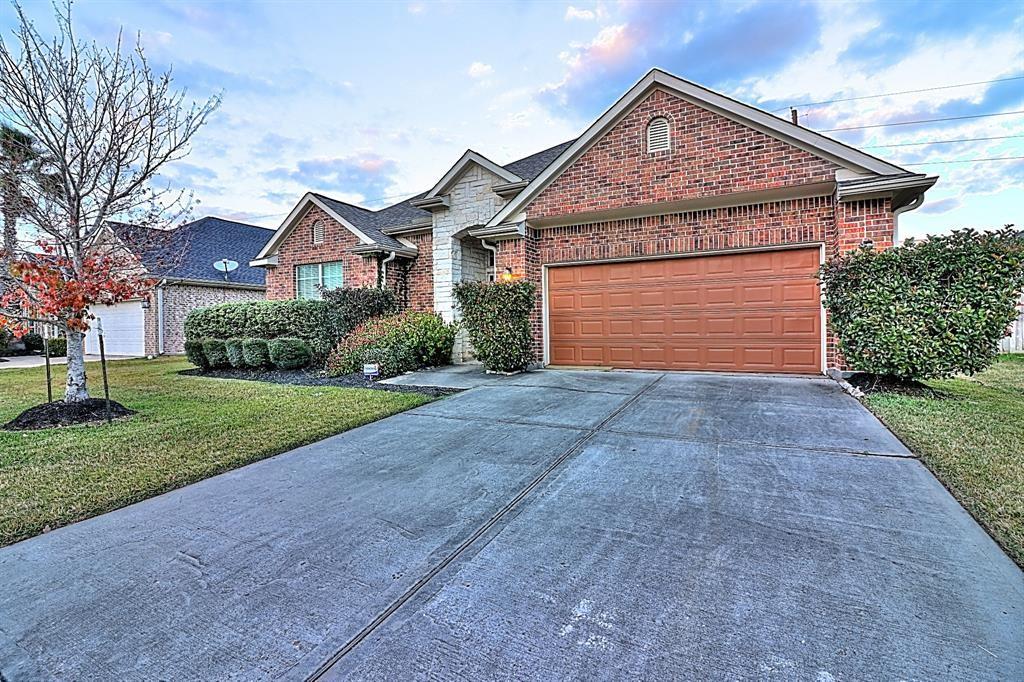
[0,369,1021,680]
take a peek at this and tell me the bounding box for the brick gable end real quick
[528,88,839,221]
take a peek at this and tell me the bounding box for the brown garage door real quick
[547,248,822,373]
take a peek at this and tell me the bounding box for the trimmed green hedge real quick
[453,280,536,373]
[45,336,67,357]
[820,228,1024,380]
[185,339,209,370]
[184,288,396,364]
[225,338,246,368]
[326,312,456,379]
[268,337,312,370]
[202,339,229,368]
[242,338,271,368]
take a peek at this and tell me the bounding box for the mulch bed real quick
[3,398,135,431]
[847,372,940,397]
[179,367,461,398]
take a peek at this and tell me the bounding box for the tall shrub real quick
[820,228,1024,380]
[453,280,536,373]
[321,287,397,337]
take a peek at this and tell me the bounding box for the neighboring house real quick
[89,217,270,356]
[252,68,937,374]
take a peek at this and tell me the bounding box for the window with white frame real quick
[295,261,343,299]
[646,117,670,153]
[311,219,325,245]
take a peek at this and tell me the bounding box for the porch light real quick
[499,268,522,283]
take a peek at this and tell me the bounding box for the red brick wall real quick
[394,231,433,312]
[265,205,379,299]
[529,88,838,221]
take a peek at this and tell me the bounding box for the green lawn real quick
[0,357,428,547]
[865,354,1024,566]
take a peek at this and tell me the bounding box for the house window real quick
[647,117,670,153]
[311,220,325,245]
[295,261,343,299]
[487,248,496,282]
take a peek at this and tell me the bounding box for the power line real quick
[820,110,1024,132]
[864,134,1024,149]
[902,156,1024,166]
[772,75,1024,112]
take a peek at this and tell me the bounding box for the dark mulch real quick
[179,367,461,398]
[847,372,941,397]
[3,398,135,431]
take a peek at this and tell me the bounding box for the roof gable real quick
[486,68,914,228]
[416,150,522,204]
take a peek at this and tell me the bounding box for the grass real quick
[0,357,429,547]
[864,354,1024,566]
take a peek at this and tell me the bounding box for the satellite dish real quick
[213,259,239,280]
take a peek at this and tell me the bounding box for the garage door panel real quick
[85,301,145,356]
[547,248,821,373]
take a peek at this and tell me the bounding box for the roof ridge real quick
[501,139,577,168]
[198,216,275,231]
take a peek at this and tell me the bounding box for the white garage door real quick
[85,301,145,356]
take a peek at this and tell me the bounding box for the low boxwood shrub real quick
[241,338,271,368]
[225,338,246,368]
[820,227,1024,380]
[201,338,230,369]
[453,280,536,373]
[325,312,456,379]
[268,337,312,370]
[185,339,209,370]
[45,336,67,357]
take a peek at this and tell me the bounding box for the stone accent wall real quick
[529,88,838,221]
[431,164,510,322]
[265,204,379,299]
[147,283,265,355]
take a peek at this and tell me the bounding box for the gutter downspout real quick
[380,251,397,289]
[480,239,498,281]
[156,281,166,355]
[893,193,924,245]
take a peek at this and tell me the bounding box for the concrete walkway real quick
[0,368,1020,680]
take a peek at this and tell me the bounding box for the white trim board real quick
[416,150,522,203]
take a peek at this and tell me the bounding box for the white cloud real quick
[467,62,494,79]
[565,6,596,21]
[407,2,426,15]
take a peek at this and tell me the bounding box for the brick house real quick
[88,217,269,356]
[252,69,936,374]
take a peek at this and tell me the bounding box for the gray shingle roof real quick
[117,217,271,287]
[502,140,576,181]
[311,140,576,246]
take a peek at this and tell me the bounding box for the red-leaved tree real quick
[0,1,219,402]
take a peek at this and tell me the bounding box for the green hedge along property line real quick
[326,312,456,379]
[821,227,1024,380]
[453,280,536,373]
[184,288,395,363]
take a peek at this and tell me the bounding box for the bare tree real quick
[0,1,220,402]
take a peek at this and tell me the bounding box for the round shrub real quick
[268,337,312,370]
[185,339,209,371]
[201,338,230,369]
[453,280,536,373]
[325,312,456,379]
[225,338,246,368]
[241,338,271,368]
[45,336,67,357]
[21,332,43,352]
[820,228,1024,380]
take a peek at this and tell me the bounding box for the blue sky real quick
[2,0,1022,240]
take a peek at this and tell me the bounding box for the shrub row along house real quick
[250,69,936,374]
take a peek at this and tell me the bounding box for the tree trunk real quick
[64,330,89,403]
